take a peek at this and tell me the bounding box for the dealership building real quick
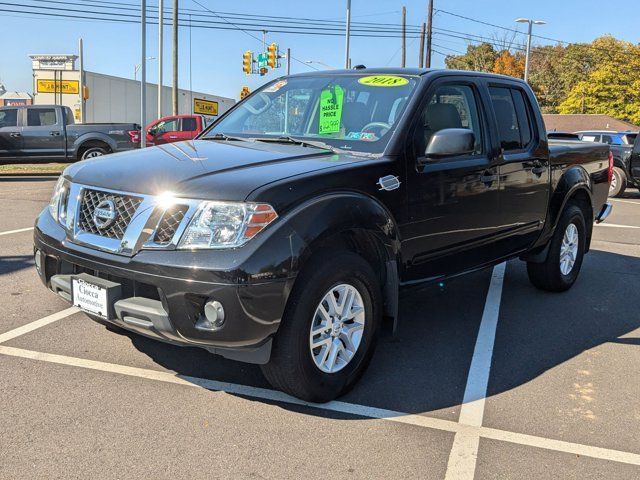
[29,54,234,125]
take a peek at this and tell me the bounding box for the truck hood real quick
[65,139,364,200]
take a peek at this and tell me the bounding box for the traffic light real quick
[259,67,268,76]
[240,86,251,100]
[242,51,253,75]
[267,43,279,69]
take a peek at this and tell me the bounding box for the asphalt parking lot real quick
[1,177,639,479]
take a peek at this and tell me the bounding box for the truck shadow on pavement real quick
[118,249,640,418]
[0,255,35,276]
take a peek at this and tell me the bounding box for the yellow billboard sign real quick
[36,79,80,94]
[193,98,218,116]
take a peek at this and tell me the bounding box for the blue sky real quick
[0,0,637,101]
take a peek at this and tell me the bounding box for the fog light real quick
[195,300,225,331]
[34,250,42,275]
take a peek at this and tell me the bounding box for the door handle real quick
[50,131,61,136]
[169,135,178,139]
[531,162,546,176]
[9,132,21,138]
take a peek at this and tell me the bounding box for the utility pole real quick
[78,38,85,123]
[286,47,291,75]
[157,0,163,119]
[172,0,178,115]
[140,0,147,147]
[418,23,425,68]
[344,0,351,69]
[425,0,433,68]
[401,6,406,68]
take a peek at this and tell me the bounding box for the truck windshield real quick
[204,74,419,154]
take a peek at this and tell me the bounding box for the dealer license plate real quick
[72,277,109,318]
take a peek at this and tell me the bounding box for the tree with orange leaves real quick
[492,50,525,78]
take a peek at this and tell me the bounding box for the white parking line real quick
[595,223,640,229]
[2,290,640,469]
[0,226,34,236]
[445,262,506,480]
[0,307,78,344]
[0,343,639,467]
[609,198,640,205]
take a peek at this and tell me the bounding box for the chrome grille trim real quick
[153,205,190,244]
[62,183,200,256]
[78,189,143,240]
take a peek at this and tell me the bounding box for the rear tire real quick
[80,145,109,161]
[527,204,586,292]
[261,251,382,403]
[608,167,627,197]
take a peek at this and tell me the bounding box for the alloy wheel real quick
[309,283,366,374]
[560,223,579,275]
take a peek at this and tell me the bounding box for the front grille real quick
[78,189,143,240]
[153,205,189,244]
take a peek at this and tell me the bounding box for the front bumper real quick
[34,211,294,364]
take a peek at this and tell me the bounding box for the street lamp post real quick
[515,18,545,83]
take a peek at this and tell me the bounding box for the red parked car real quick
[145,114,208,146]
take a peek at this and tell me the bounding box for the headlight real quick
[48,176,69,223]
[178,202,278,249]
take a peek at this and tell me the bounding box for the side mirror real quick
[422,128,475,163]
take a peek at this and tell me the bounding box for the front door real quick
[0,108,22,161]
[150,118,181,145]
[20,107,65,159]
[402,79,502,282]
[488,84,549,253]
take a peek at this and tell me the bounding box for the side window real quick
[0,109,18,128]
[414,84,483,157]
[511,89,533,146]
[155,119,179,134]
[27,108,57,127]
[181,117,197,132]
[489,87,521,151]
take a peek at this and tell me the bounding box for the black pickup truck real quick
[34,69,612,402]
[0,105,140,163]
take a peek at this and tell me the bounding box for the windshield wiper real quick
[251,135,377,157]
[204,133,249,142]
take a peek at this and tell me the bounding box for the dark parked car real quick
[546,131,580,141]
[34,69,612,402]
[576,130,639,196]
[0,105,140,163]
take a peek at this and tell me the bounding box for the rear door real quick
[489,84,549,252]
[0,108,22,160]
[20,107,65,159]
[179,116,199,140]
[402,77,503,281]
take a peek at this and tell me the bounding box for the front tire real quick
[527,204,586,292]
[608,166,627,197]
[261,251,382,402]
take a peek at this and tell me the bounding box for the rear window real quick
[27,108,57,127]
[0,109,18,128]
[182,117,197,132]
[489,87,521,151]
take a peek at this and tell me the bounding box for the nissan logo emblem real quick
[92,198,117,229]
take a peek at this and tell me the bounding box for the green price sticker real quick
[319,85,345,135]
[358,75,409,87]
